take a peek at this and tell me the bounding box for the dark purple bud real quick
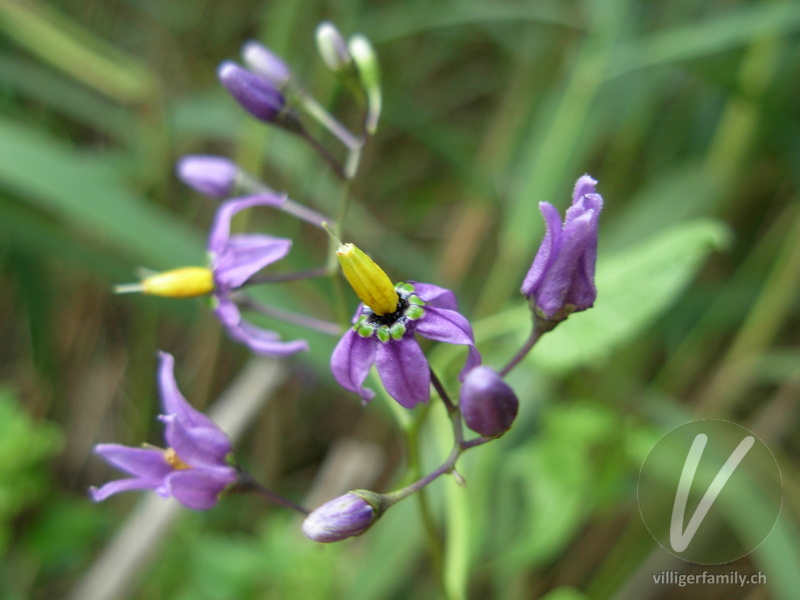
[218,61,286,123]
[460,366,519,438]
[176,155,239,198]
[521,175,603,323]
[241,41,291,88]
[302,490,384,543]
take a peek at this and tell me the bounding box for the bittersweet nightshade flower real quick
[521,174,603,323]
[460,366,519,438]
[176,155,240,198]
[331,275,481,408]
[242,41,291,88]
[302,490,384,543]
[218,61,288,124]
[209,195,309,356]
[90,352,239,510]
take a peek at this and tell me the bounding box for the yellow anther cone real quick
[336,243,398,315]
[114,267,214,298]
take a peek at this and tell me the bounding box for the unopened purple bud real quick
[302,491,383,543]
[242,41,291,88]
[218,61,286,123]
[460,366,519,438]
[176,155,239,198]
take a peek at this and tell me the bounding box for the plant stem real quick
[244,266,328,285]
[237,473,310,515]
[499,322,545,376]
[237,293,343,336]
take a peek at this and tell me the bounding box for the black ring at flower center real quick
[368,295,409,327]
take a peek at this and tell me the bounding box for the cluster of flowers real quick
[92,23,604,543]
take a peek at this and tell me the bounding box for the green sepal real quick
[357,321,376,338]
[406,305,425,320]
[396,282,415,295]
[376,326,391,343]
[389,322,406,340]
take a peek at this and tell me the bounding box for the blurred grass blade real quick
[608,1,800,79]
[0,119,204,268]
[0,0,155,103]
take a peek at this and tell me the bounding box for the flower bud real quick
[218,61,287,123]
[176,155,239,198]
[336,242,399,316]
[302,491,384,543]
[316,22,353,73]
[460,366,519,438]
[114,267,214,298]
[241,41,291,88]
[348,34,381,133]
[521,175,603,324]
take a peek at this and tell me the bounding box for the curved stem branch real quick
[237,473,310,515]
[244,266,328,285]
[237,293,343,336]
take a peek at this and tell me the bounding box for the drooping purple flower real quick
[459,366,519,438]
[218,61,287,123]
[176,155,240,198]
[302,491,384,543]
[331,281,481,409]
[242,41,291,88]
[208,195,309,356]
[90,352,239,510]
[521,174,603,322]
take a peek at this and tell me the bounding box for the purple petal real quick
[157,352,217,430]
[93,444,172,479]
[571,174,598,207]
[213,234,292,289]
[213,297,308,355]
[207,194,287,255]
[414,306,481,379]
[535,211,596,319]
[375,338,430,408]
[520,202,563,297]
[331,329,377,403]
[163,468,238,510]
[161,414,233,468]
[89,477,164,502]
[411,282,458,311]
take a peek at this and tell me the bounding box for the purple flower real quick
[331,282,481,409]
[459,366,519,438]
[302,491,383,543]
[209,195,309,356]
[218,61,287,123]
[90,352,238,510]
[521,175,603,322]
[176,155,239,198]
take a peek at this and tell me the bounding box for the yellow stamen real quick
[114,266,214,298]
[336,243,399,315]
[164,447,191,470]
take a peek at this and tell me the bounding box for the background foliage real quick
[1,0,799,599]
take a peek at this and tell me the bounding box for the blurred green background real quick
[1,0,799,599]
